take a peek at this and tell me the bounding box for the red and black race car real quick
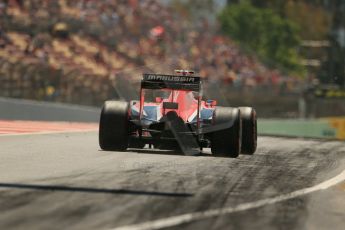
[99,70,257,157]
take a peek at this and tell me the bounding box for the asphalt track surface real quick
[1,131,345,230]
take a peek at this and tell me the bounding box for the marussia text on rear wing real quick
[141,73,201,91]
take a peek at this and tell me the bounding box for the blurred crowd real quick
[0,0,302,105]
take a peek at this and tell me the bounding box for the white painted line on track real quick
[111,169,345,230]
[0,129,97,137]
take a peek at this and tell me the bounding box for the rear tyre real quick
[211,107,241,158]
[239,107,257,155]
[99,101,129,151]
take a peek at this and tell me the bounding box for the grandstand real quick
[0,0,300,106]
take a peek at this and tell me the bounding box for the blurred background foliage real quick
[219,1,303,74]
[284,1,331,40]
[222,0,345,86]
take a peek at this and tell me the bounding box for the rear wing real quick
[141,74,201,91]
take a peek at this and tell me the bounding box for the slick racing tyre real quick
[99,100,129,151]
[239,107,257,155]
[211,107,241,158]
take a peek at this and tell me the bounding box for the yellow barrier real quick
[327,117,345,140]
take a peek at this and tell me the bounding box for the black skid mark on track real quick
[0,183,193,197]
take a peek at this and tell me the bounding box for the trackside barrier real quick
[258,118,345,141]
[327,117,345,140]
[0,97,99,122]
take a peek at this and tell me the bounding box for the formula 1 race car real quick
[99,70,257,157]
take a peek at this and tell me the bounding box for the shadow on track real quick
[125,148,212,157]
[128,148,184,156]
[0,183,193,197]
